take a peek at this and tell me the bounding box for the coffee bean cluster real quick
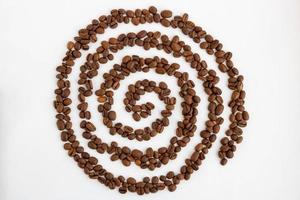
[54,6,249,195]
[91,55,200,169]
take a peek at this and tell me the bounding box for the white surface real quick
[0,0,300,199]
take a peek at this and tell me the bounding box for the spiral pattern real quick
[54,6,249,195]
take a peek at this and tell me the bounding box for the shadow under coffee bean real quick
[54,6,249,195]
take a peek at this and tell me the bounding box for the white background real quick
[0,0,300,199]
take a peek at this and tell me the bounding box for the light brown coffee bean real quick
[161,10,172,18]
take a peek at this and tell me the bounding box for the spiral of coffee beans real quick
[54,6,249,195]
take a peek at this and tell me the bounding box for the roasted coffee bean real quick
[168,184,176,192]
[54,6,249,195]
[161,10,172,18]
[56,119,65,130]
[132,149,142,159]
[161,19,170,27]
[226,150,234,159]
[86,122,96,131]
[119,187,127,194]
[215,104,224,115]
[122,159,131,166]
[220,158,228,165]
[67,41,74,50]
[133,112,141,121]
[242,111,249,120]
[108,111,116,120]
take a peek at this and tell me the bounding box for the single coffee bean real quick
[161,10,172,18]
[67,41,74,50]
[56,119,65,130]
[108,111,116,120]
[133,112,141,121]
[86,122,96,131]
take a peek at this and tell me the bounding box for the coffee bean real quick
[127,177,136,184]
[171,42,181,52]
[56,119,65,130]
[67,41,74,50]
[161,19,170,27]
[132,17,139,25]
[140,112,148,118]
[86,122,96,131]
[242,111,249,120]
[161,157,169,165]
[137,30,147,38]
[119,187,127,194]
[226,150,234,159]
[215,104,224,115]
[220,158,227,165]
[108,111,116,120]
[133,112,141,121]
[161,10,172,18]
[132,105,141,112]
[195,143,205,152]
[149,6,157,14]
[232,91,240,100]
[191,152,199,161]
[122,159,131,166]
[97,96,106,103]
[111,154,119,161]
[132,149,142,159]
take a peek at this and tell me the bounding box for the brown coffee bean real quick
[132,17,139,25]
[221,138,229,145]
[132,149,142,159]
[137,30,147,38]
[72,50,81,58]
[168,184,176,192]
[215,104,224,115]
[61,132,68,141]
[132,105,141,112]
[195,143,205,152]
[226,150,234,159]
[133,112,141,121]
[149,6,157,14]
[122,159,131,166]
[127,177,136,184]
[86,122,96,131]
[191,152,199,161]
[161,10,172,18]
[232,91,240,100]
[161,157,169,164]
[220,158,227,165]
[108,111,116,120]
[67,41,74,50]
[242,111,249,120]
[119,187,127,194]
[56,119,65,130]
[140,112,148,118]
[205,35,213,42]
[88,141,97,149]
[161,19,170,27]
[111,154,119,161]
[236,136,243,144]
[97,96,106,103]
[171,42,181,52]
